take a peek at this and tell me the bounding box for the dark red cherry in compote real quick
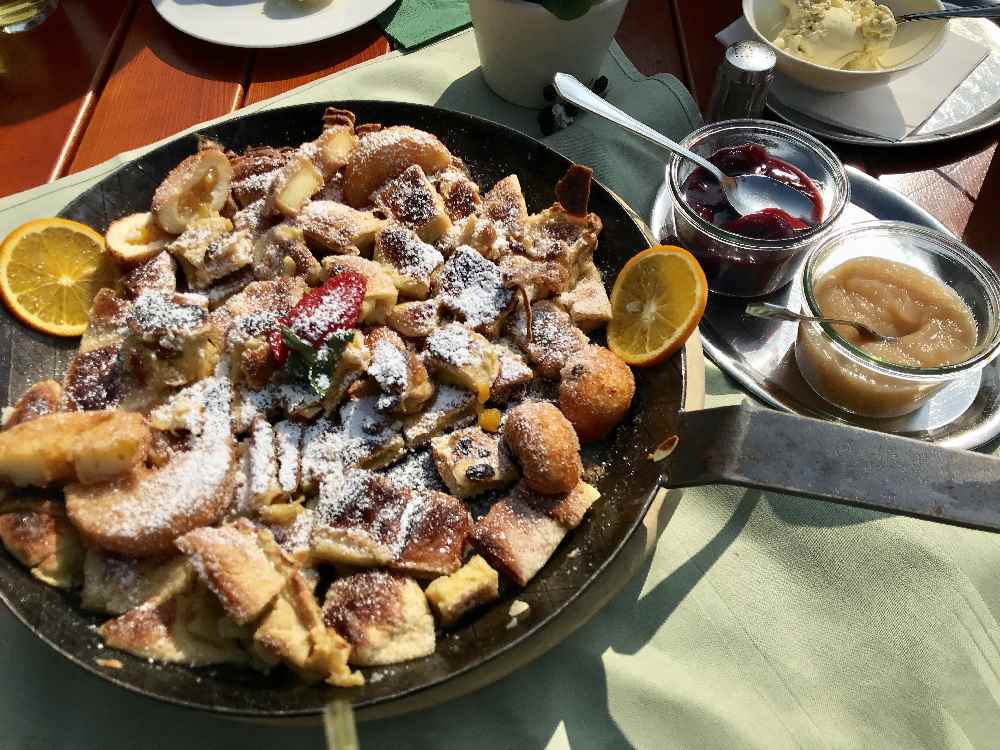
[680,143,823,240]
[723,207,809,239]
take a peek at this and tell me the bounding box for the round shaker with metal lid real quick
[707,40,777,123]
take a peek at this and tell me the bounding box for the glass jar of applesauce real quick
[795,221,1000,419]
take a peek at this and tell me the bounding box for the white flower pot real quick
[469,0,630,108]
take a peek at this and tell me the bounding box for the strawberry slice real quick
[269,271,367,366]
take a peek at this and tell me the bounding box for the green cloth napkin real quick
[3,29,1000,750]
[376,0,471,49]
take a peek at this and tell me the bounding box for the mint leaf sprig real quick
[280,326,354,398]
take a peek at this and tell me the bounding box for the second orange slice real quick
[607,245,707,366]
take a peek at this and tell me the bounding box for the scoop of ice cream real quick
[845,1,896,69]
[773,0,898,71]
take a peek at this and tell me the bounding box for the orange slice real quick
[607,245,708,366]
[0,218,119,337]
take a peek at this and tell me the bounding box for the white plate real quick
[152,0,397,49]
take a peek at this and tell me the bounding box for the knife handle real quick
[659,404,1000,533]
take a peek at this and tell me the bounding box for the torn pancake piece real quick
[310,470,471,578]
[0,497,85,589]
[322,570,435,666]
[175,520,290,625]
[425,555,499,627]
[251,570,363,686]
[99,584,247,666]
[430,427,518,499]
[470,481,599,586]
[81,549,195,616]
[0,411,151,488]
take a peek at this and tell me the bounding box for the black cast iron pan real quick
[5,101,996,723]
[0,102,691,719]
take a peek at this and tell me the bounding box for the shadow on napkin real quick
[434,45,701,218]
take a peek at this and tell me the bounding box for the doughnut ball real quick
[559,345,635,442]
[502,402,581,495]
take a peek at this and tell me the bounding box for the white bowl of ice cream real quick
[743,0,948,92]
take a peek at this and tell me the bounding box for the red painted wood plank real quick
[68,0,251,173]
[244,23,390,106]
[0,0,132,197]
[615,0,687,79]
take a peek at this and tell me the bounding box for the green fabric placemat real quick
[376,0,471,49]
[3,29,1000,750]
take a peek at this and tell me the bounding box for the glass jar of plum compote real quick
[668,119,849,298]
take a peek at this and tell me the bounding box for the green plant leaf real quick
[281,326,356,398]
[281,327,315,384]
[308,330,354,397]
[541,0,593,21]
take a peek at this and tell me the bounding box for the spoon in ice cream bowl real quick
[894,6,1000,24]
[551,73,819,223]
[745,301,900,343]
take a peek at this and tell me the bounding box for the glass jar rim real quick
[801,220,1000,379]
[668,119,850,248]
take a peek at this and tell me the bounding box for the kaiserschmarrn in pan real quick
[0,108,637,686]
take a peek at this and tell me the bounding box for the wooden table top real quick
[1,0,998,265]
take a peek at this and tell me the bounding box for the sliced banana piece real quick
[267,154,324,218]
[152,148,234,234]
[105,212,172,267]
[306,126,358,179]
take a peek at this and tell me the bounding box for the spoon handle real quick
[745,302,861,330]
[897,6,1000,21]
[551,73,723,179]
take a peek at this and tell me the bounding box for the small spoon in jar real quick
[551,73,818,222]
[745,302,900,344]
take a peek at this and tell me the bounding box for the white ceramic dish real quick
[151,0,396,49]
[743,0,948,92]
[767,18,1000,146]
[469,0,629,108]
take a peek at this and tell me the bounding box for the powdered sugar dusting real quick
[350,127,443,191]
[229,450,252,516]
[87,377,234,540]
[234,383,317,432]
[368,339,409,411]
[128,292,207,350]
[267,507,315,555]
[425,323,480,368]
[401,383,476,445]
[373,165,440,229]
[274,421,303,494]
[300,418,347,491]
[339,397,403,464]
[383,449,447,493]
[226,310,280,350]
[232,198,270,239]
[375,225,443,287]
[246,417,278,501]
[436,246,513,331]
[290,290,353,343]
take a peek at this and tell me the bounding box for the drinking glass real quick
[0,0,58,34]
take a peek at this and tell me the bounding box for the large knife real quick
[660,404,1000,533]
